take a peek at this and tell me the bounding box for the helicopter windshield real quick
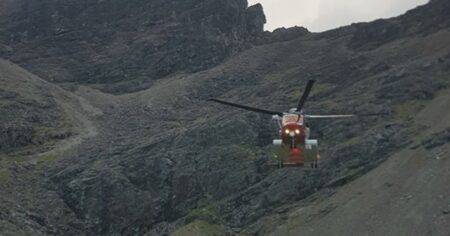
[282,114,303,126]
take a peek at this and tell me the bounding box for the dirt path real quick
[35,90,102,159]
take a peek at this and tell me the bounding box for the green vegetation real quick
[32,125,53,141]
[393,100,427,121]
[342,136,361,146]
[268,146,290,163]
[236,144,259,160]
[316,99,339,111]
[37,154,58,167]
[185,205,221,224]
[308,83,334,97]
[0,168,12,186]
[171,220,226,236]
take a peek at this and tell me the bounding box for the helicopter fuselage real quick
[273,113,319,167]
[280,114,306,147]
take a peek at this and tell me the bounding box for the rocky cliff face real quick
[0,0,449,235]
[1,0,266,93]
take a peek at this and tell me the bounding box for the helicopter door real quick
[304,139,318,163]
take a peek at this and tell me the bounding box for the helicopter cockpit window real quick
[282,114,301,125]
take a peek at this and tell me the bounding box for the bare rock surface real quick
[1,0,266,93]
[0,0,449,235]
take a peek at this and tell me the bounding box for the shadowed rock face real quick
[1,0,266,93]
[0,0,449,235]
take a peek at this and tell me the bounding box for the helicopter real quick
[209,80,380,168]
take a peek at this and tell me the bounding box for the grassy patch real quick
[171,220,226,236]
[268,146,290,162]
[393,100,427,121]
[32,125,53,140]
[342,136,361,146]
[185,205,221,224]
[236,144,259,160]
[0,168,12,186]
[309,83,334,97]
[316,99,339,111]
[37,154,58,166]
[263,67,299,83]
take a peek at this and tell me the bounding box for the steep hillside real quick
[247,90,450,235]
[0,59,99,154]
[0,0,449,235]
[0,0,266,93]
[0,59,100,234]
[0,59,69,152]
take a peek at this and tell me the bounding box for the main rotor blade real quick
[305,114,356,119]
[297,80,315,111]
[209,98,283,116]
[305,112,388,119]
[357,112,390,117]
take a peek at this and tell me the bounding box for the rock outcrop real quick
[0,59,71,152]
[1,0,266,93]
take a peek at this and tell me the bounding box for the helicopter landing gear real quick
[278,160,284,169]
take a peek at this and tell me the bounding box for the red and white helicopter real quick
[209,80,380,168]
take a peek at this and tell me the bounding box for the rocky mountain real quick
[0,0,449,235]
[1,0,266,93]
